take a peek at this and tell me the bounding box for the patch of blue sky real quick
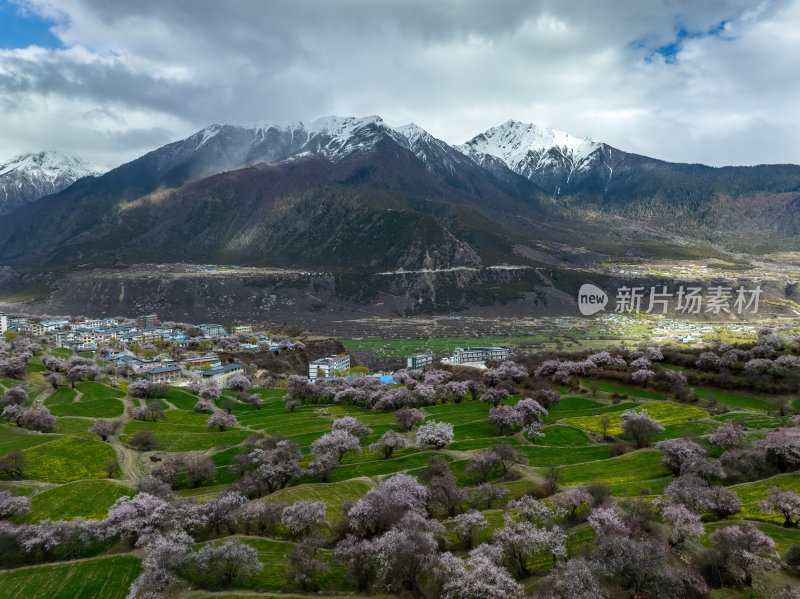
[0,0,64,50]
[631,20,734,64]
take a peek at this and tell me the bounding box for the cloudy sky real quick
[1,0,799,168]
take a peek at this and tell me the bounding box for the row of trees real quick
[1,385,57,432]
[285,361,532,413]
[0,336,40,379]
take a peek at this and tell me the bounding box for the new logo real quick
[578,283,608,316]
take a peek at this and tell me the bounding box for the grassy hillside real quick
[2,347,799,598]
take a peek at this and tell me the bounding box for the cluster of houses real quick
[5,314,191,352]
[2,313,270,387]
[4,310,514,386]
[307,345,511,382]
[3,313,275,354]
[414,346,510,369]
[127,354,246,387]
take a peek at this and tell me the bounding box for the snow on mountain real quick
[459,120,601,165]
[192,115,394,158]
[242,115,436,161]
[177,115,474,180]
[208,115,614,194]
[457,120,610,193]
[0,151,106,215]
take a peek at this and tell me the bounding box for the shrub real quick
[130,430,159,451]
[609,441,630,457]
[785,544,800,570]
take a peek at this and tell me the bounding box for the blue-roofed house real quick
[200,363,245,387]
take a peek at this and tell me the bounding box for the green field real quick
[522,444,612,466]
[237,537,352,592]
[164,387,199,410]
[558,450,670,486]
[121,409,250,451]
[343,335,549,357]
[44,388,78,406]
[549,396,602,412]
[656,420,719,440]
[694,388,774,412]
[543,401,639,424]
[329,451,447,482]
[5,342,800,597]
[265,480,373,520]
[121,429,250,452]
[712,412,790,429]
[75,381,125,400]
[448,438,524,451]
[562,401,708,435]
[54,417,95,438]
[0,425,61,454]
[540,425,593,446]
[23,438,118,484]
[585,381,665,400]
[48,398,124,418]
[732,474,800,524]
[0,556,142,599]
[22,480,132,523]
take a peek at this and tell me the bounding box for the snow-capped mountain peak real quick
[183,115,469,176]
[390,122,430,141]
[153,115,618,198]
[242,115,388,144]
[0,151,106,215]
[457,120,610,194]
[0,150,105,179]
[458,120,602,169]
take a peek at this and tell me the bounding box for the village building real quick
[451,346,510,365]
[199,323,227,337]
[183,354,222,370]
[144,365,183,383]
[41,319,70,332]
[136,314,158,329]
[200,363,245,387]
[407,352,434,370]
[309,354,350,379]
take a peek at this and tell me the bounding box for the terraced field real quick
[21,480,132,523]
[693,387,774,412]
[562,400,709,434]
[3,349,800,598]
[193,537,353,592]
[539,424,593,446]
[264,480,374,519]
[585,381,665,400]
[22,437,118,484]
[0,556,142,599]
[121,409,251,451]
[0,425,61,454]
[557,449,670,486]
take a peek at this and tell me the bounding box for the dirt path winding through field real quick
[108,396,149,485]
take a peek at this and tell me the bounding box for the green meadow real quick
[2,350,799,598]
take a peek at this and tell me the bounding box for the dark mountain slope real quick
[0,139,555,272]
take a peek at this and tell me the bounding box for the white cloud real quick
[0,0,798,168]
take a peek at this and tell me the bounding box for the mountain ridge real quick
[1,115,799,280]
[0,150,105,215]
